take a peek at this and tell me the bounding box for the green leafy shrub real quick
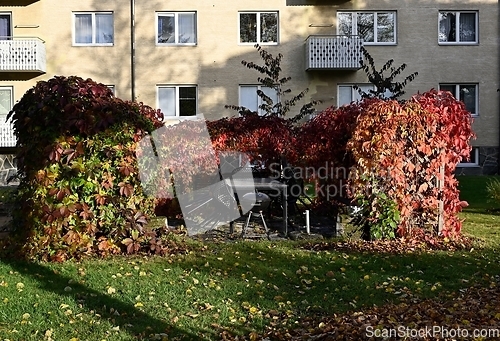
[352,175,400,240]
[486,178,500,207]
[6,75,171,261]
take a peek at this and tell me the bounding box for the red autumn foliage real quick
[203,90,473,238]
[347,90,475,237]
[207,113,298,169]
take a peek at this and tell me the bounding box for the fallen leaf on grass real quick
[222,283,500,340]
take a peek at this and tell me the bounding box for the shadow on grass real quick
[0,256,200,340]
[1,237,499,339]
[173,240,500,330]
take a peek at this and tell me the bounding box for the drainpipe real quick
[130,0,136,101]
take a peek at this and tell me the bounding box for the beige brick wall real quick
[1,0,498,147]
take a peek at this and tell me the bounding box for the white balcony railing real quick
[0,37,46,73]
[0,122,16,148]
[306,35,363,70]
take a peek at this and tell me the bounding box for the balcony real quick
[287,0,351,5]
[306,35,363,71]
[1,0,40,5]
[0,37,46,73]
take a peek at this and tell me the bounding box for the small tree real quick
[225,44,321,123]
[5,76,173,261]
[355,47,418,100]
[347,91,475,239]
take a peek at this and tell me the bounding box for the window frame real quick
[72,11,114,46]
[157,85,198,118]
[156,11,197,46]
[438,11,478,45]
[238,84,279,116]
[458,147,479,167]
[337,11,397,45]
[238,11,279,45]
[439,83,479,117]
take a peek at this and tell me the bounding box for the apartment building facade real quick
[0,0,498,178]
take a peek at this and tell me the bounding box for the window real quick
[439,84,478,116]
[73,12,114,45]
[458,147,479,167]
[439,11,478,44]
[338,84,374,106]
[106,85,115,96]
[0,13,11,40]
[156,12,196,45]
[239,85,279,116]
[157,85,197,117]
[239,12,278,44]
[338,11,396,44]
[0,87,12,122]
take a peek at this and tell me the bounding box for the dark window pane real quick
[439,12,456,42]
[260,13,278,42]
[240,13,257,43]
[440,84,455,94]
[179,87,196,116]
[377,12,394,43]
[459,13,476,42]
[357,13,374,42]
[459,85,476,115]
[469,148,478,163]
[337,13,353,36]
[158,15,175,43]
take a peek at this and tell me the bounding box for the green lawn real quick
[458,175,500,247]
[0,176,499,340]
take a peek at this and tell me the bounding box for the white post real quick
[305,210,310,234]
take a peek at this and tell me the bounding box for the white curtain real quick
[75,14,92,44]
[239,86,278,116]
[178,13,195,44]
[96,13,113,44]
[338,86,352,106]
[0,89,11,117]
[158,87,176,117]
[338,84,373,106]
[0,15,10,40]
[260,86,279,111]
[239,86,259,113]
